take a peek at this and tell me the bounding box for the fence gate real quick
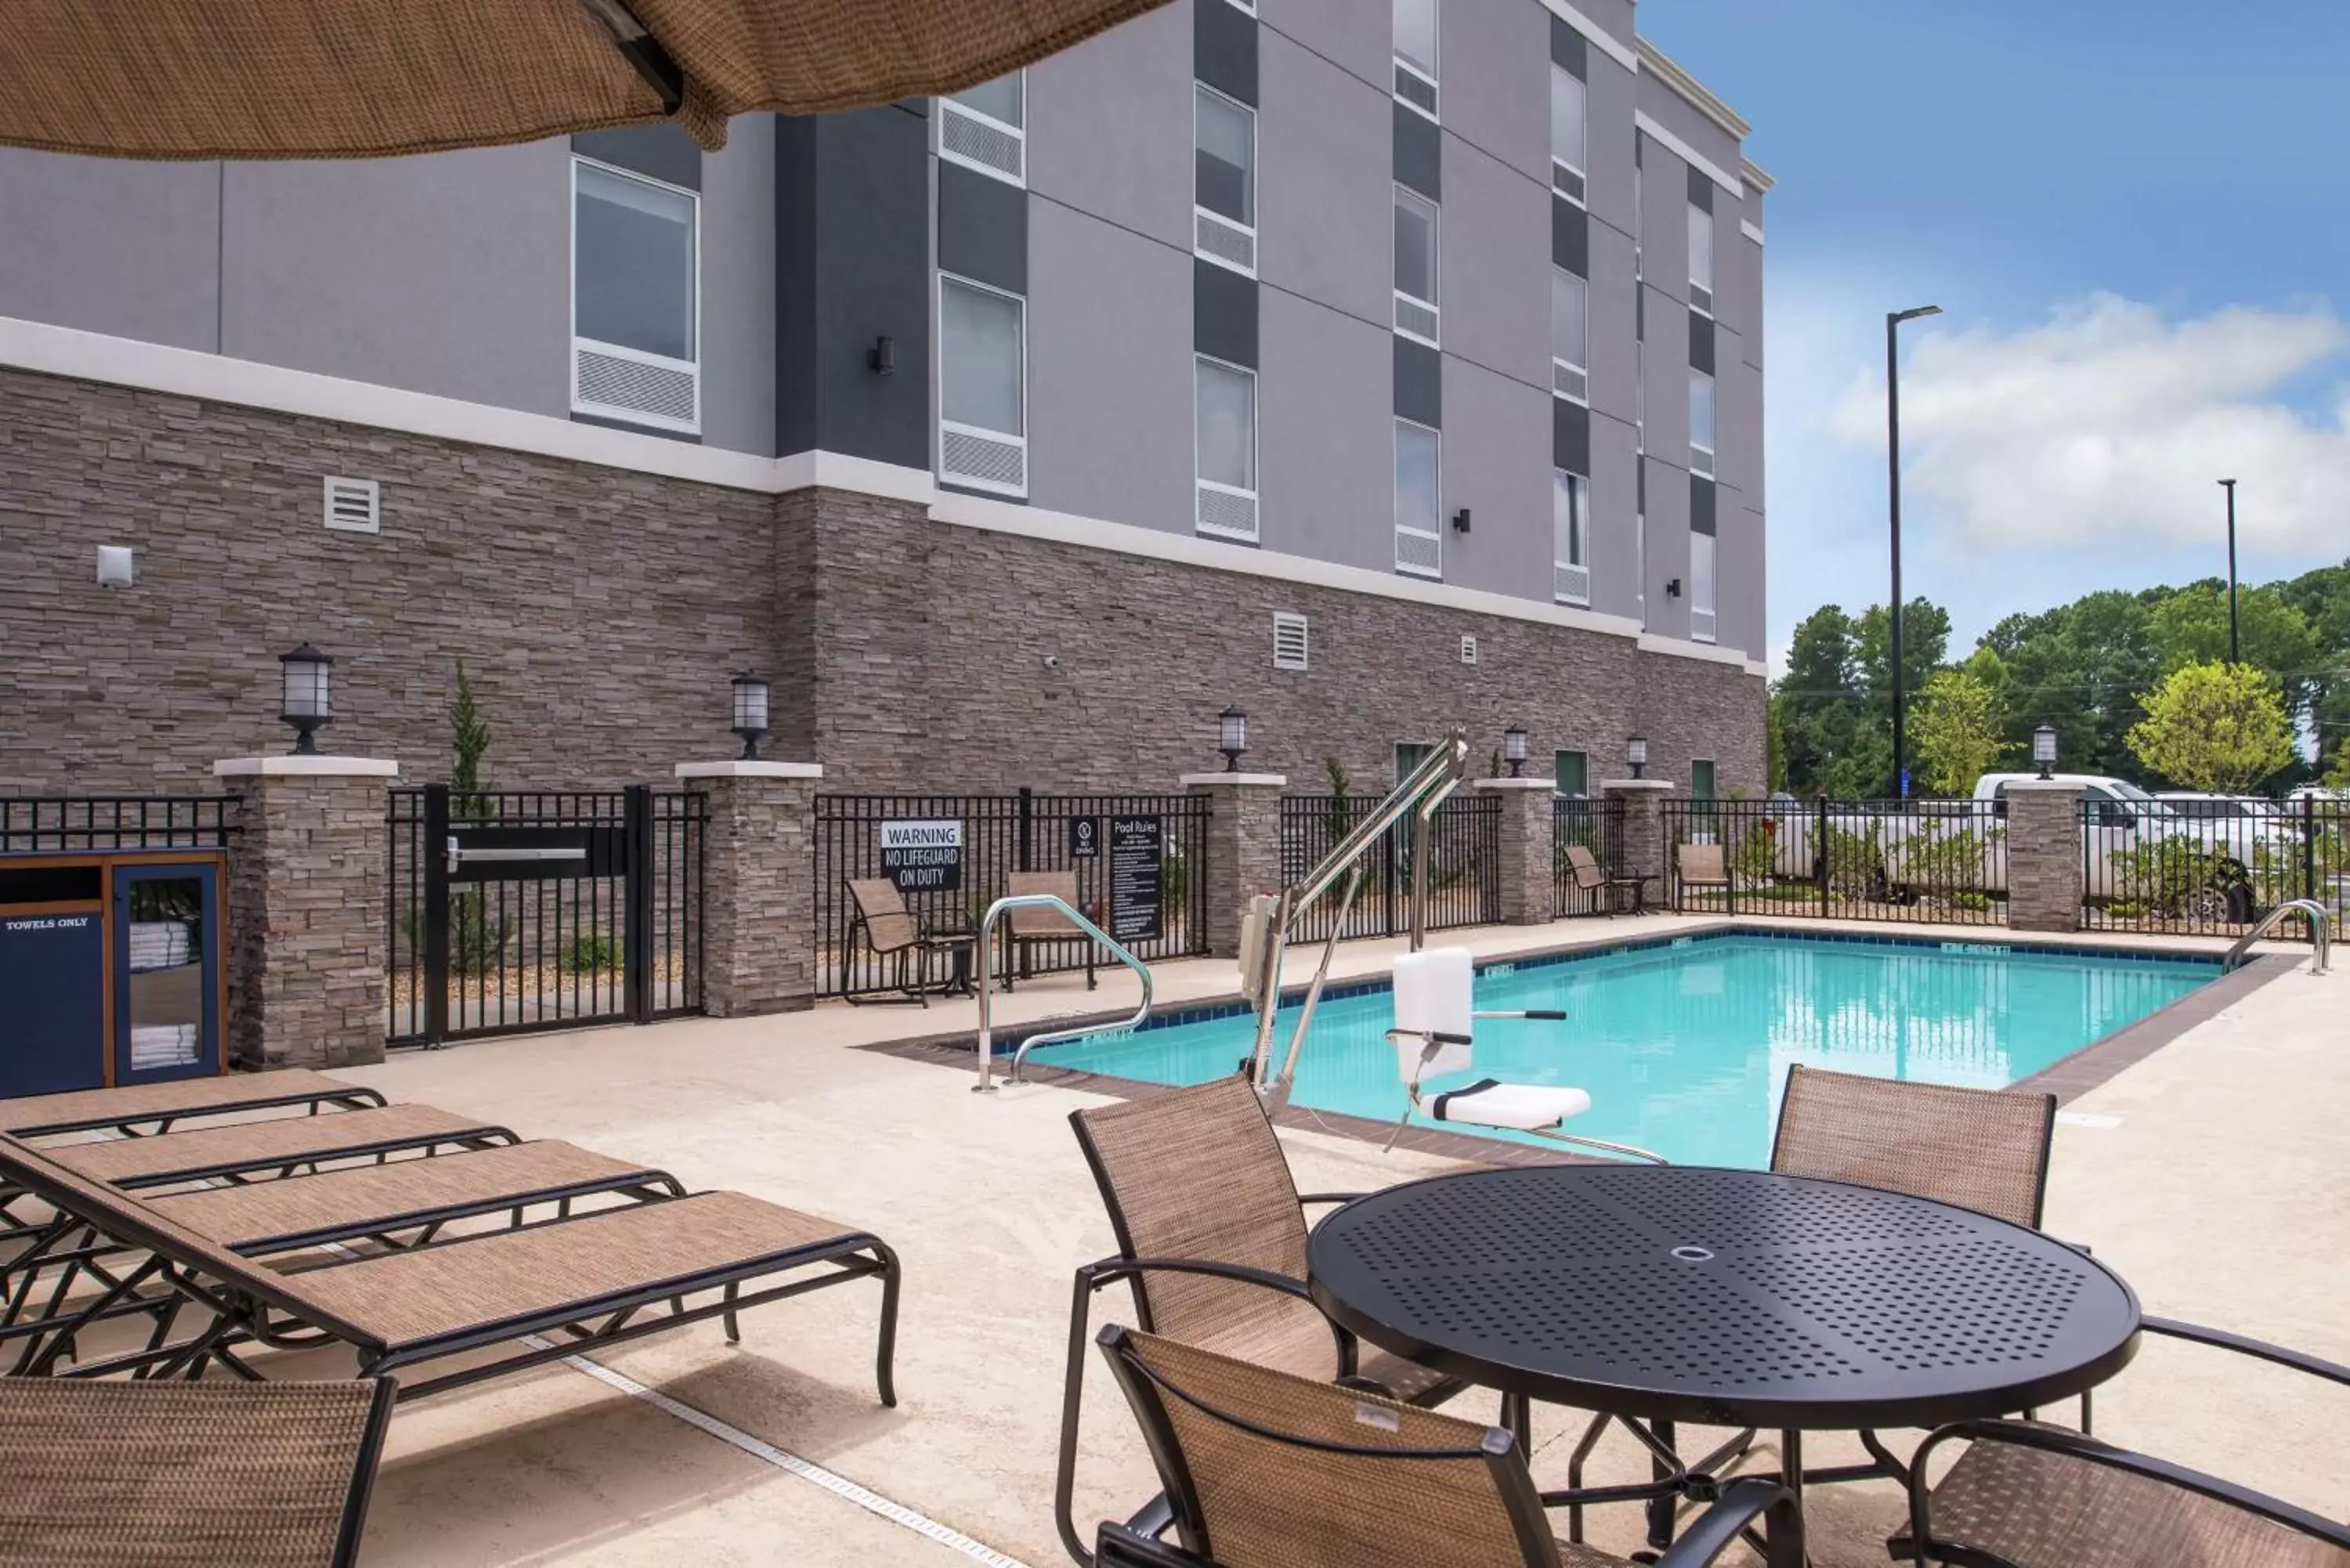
[1277,794,1502,943]
[387,784,703,1046]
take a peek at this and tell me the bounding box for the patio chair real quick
[0,1069,388,1140]
[1057,1074,1469,1566]
[1000,869,1099,992]
[843,876,974,1006]
[1383,947,1663,1162]
[0,1376,396,1568]
[1090,1324,1794,1568]
[0,1133,902,1405]
[1773,1063,2055,1230]
[1890,1318,2350,1566]
[1561,843,1646,917]
[1672,842,1731,912]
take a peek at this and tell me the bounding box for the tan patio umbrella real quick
[0,0,1170,160]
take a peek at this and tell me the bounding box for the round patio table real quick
[1307,1164,2140,1567]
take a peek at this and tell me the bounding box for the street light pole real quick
[1886,304,1942,800]
[2218,478,2240,664]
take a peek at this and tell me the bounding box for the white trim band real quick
[212,756,400,778]
[1181,772,1289,788]
[674,761,824,779]
[1633,112,1741,197]
[1542,0,1639,71]
[1471,777,1560,792]
[1741,219,1766,247]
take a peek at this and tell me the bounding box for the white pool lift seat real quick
[1384,947,1664,1162]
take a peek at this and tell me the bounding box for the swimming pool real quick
[1025,933,2216,1166]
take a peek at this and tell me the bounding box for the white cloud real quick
[1829,294,2350,555]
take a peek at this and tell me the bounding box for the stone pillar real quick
[1599,778,1677,913]
[677,760,823,1017]
[1473,777,1557,924]
[213,754,398,1071]
[1184,772,1289,959]
[2004,781,2084,933]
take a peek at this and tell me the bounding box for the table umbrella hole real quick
[1671,1245,1716,1263]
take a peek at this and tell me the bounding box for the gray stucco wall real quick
[1441,0,1549,189]
[1028,0,1192,251]
[699,116,778,457]
[0,151,221,351]
[1439,357,1549,598]
[1441,135,1549,393]
[1258,287,1394,573]
[1257,27,1390,331]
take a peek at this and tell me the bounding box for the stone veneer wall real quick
[2,370,1763,797]
[223,772,386,1068]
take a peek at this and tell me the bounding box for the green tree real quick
[2149,581,2319,717]
[1771,605,1882,798]
[1909,669,2008,795]
[2126,662,2294,793]
[1856,598,1951,796]
[450,659,491,817]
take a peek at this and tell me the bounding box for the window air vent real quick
[940,425,1028,497]
[1692,446,1715,480]
[1554,564,1591,605]
[1195,210,1257,275]
[1394,294,1441,345]
[941,100,1025,185]
[1553,162,1586,204]
[1553,363,1588,403]
[323,477,380,534]
[1197,483,1259,543]
[575,344,699,431]
[1272,612,1310,671]
[1394,64,1437,120]
[1690,284,1715,317]
[1692,609,1718,643]
[1459,634,1478,667]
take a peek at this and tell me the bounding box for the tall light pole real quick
[2218,478,2240,664]
[1886,304,1942,800]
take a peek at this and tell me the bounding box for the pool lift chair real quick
[1383,945,1663,1160]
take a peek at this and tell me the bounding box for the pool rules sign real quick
[879,820,962,894]
[1108,815,1163,944]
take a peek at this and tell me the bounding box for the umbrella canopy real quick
[0,0,1170,161]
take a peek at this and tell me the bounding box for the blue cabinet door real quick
[0,905,106,1097]
[112,862,222,1085]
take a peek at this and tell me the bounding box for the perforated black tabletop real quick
[1308,1164,2140,1432]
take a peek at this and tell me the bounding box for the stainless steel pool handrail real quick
[2224,899,2331,974]
[1246,730,1470,1107]
[971,894,1155,1092]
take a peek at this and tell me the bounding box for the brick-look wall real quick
[1189,779,1287,958]
[1,371,1762,800]
[797,490,1766,797]
[2006,784,2085,933]
[225,774,387,1069]
[1479,782,1556,924]
[1602,782,1673,911]
[0,369,779,793]
[694,773,819,1015]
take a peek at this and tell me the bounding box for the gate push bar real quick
[445,838,589,875]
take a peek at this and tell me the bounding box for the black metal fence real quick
[386,784,703,1046]
[1662,797,2010,927]
[1277,794,1501,943]
[1,795,237,851]
[1553,797,1626,915]
[812,791,1209,999]
[2081,795,2348,941]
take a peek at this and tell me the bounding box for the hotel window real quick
[1690,530,1718,642]
[1552,267,1588,403]
[1689,203,1715,316]
[1394,186,1440,345]
[1689,367,1716,478]
[1195,356,1259,542]
[1394,418,1442,579]
[1194,85,1257,276]
[1554,750,1589,799]
[938,276,1027,497]
[939,73,1025,186]
[1553,469,1590,605]
[1691,758,1717,800]
[571,159,700,435]
[1393,0,1439,119]
[1549,63,1586,203]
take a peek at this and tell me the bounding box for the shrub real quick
[2104,837,2237,918]
[556,928,623,975]
[1948,891,1994,912]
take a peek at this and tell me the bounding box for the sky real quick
[1632,0,2350,671]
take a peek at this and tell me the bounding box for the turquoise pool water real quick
[1027,934,2214,1167]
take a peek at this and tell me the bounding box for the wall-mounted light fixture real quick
[868,335,895,376]
[96,546,134,587]
[1665,578,1683,598]
[1451,508,1472,534]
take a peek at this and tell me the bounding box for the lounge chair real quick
[1561,843,1646,916]
[41,1103,519,1191]
[1672,841,1731,912]
[0,1376,396,1568]
[0,1133,901,1405]
[842,876,974,1005]
[0,1069,387,1140]
[1090,1324,1792,1568]
[1000,869,1098,991]
[1055,1075,1468,1566]
[1383,947,1662,1162]
[1892,1318,2350,1566]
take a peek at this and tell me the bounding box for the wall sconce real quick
[867,335,895,376]
[732,670,772,760]
[1665,578,1683,598]
[1451,508,1472,534]
[278,642,333,755]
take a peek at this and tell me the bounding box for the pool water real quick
[1027,934,2214,1166]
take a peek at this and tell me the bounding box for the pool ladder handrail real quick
[2223,899,2331,974]
[971,893,1155,1092]
[1244,729,1473,1110]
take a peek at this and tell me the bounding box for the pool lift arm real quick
[1244,730,1471,1113]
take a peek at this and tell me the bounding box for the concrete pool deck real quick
[289,912,2337,1564]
